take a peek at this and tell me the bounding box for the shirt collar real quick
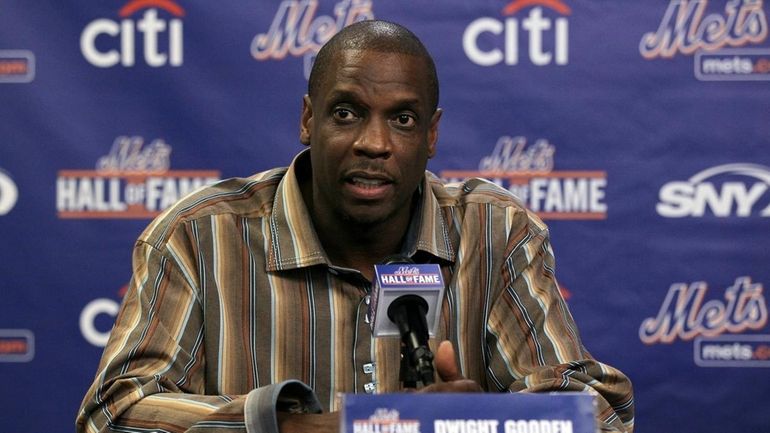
[266,150,455,272]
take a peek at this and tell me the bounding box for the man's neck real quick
[321,223,408,281]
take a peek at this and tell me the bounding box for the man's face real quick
[300,49,441,228]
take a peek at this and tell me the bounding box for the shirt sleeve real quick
[75,240,321,433]
[484,214,635,433]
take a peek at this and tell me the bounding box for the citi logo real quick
[657,163,770,218]
[80,0,185,68]
[463,0,570,66]
[80,285,126,347]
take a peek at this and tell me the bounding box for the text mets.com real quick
[700,54,770,75]
[700,342,770,361]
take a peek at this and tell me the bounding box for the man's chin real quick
[337,205,392,228]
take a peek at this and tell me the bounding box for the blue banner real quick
[1,1,769,432]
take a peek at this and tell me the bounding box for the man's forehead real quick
[326,49,429,86]
[320,60,429,109]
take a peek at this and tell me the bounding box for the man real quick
[77,20,634,433]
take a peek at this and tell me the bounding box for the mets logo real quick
[640,277,770,368]
[640,277,767,345]
[640,0,768,59]
[251,0,374,78]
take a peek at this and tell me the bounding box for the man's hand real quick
[419,340,482,393]
[277,341,479,432]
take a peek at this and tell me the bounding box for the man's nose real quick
[352,119,391,158]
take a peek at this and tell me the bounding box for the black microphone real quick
[369,255,445,387]
[388,293,434,386]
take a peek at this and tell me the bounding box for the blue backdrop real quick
[1,1,769,432]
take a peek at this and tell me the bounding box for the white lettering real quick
[657,180,768,217]
[590,178,607,213]
[80,298,120,347]
[0,170,19,215]
[145,176,217,211]
[656,181,694,217]
[56,177,127,212]
[435,420,499,433]
[701,343,753,360]
[463,18,504,66]
[503,419,573,433]
[81,9,183,68]
[529,178,606,213]
[464,8,569,67]
[523,8,551,65]
[138,9,167,67]
[702,56,754,74]
[81,19,121,67]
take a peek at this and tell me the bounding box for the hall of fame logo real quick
[352,408,420,433]
[440,136,607,220]
[56,136,220,219]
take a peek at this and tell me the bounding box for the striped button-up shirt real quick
[77,151,634,433]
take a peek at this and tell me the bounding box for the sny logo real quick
[463,0,571,66]
[81,0,185,68]
[657,163,770,218]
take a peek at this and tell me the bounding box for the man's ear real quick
[427,108,442,158]
[300,94,313,146]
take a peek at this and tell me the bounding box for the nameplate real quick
[341,392,596,433]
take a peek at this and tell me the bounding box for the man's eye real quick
[333,108,356,121]
[394,114,416,128]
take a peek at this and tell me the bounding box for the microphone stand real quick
[388,294,435,388]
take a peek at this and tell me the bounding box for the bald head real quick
[308,20,439,111]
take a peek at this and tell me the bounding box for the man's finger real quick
[420,379,482,394]
[434,340,462,382]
